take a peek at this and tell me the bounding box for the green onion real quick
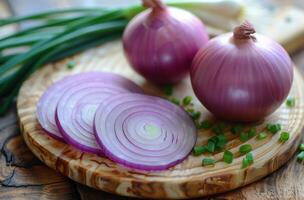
[207,140,216,153]
[297,151,304,161]
[223,150,234,164]
[215,134,227,150]
[299,144,304,151]
[212,122,226,135]
[198,120,212,129]
[286,97,295,107]
[182,96,192,106]
[239,144,252,154]
[67,60,76,69]
[240,132,249,142]
[257,132,267,140]
[193,146,208,156]
[266,123,281,134]
[202,158,215,166]
[191,111,201,120]
[231,124,242,134]
[279,132,289,142]
[164,85,173,96]
[242,152,254,168]
[247,128,256,138]
[170,98,180,105]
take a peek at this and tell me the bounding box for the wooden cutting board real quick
[17,41,304,199]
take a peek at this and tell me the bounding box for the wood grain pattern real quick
[16,41,304,199]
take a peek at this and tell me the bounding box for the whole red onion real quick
[191,21,293,122]
[123,0,209,85]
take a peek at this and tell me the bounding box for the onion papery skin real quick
[94,93,197,170]
[191,33,293,122]
[37,72,142,141]
[123,6,209,85]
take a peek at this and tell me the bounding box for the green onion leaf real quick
[193,146,208,156]
[239,144,252,154]
[286,97,295,107]
[257,132,267,140]
[170,98,180,105]
[215,134,227,150]
[279,132,289,142]
[207,140,215,153]
[247,127,256,138]
[231,124,242,134]
[223,150,234,164]
[246,152,254,164]
[182,96,192,106]
[242,157,250,168]
[191,111,201,120]
[240,132,249,142]
[299,143,304,151]
[67,60,76,69]
[199,120,212,129]
[266,123,281,134]
[202,158,215,166]
[212,122,226,135]
[164,85,173,96]
[297,151,304,161]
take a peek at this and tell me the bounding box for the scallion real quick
[257,132,267,140]
[279,132,289,142]
[299,143,304,151]
[231,124,242,134]
[223,150,234,164]
[286,97,295,107]
[193,146,208,156]
[199,120,212,129]
[239,144,252,154]
[182,96,192,106]
[266,123,281,134]
[202,158,215,166]
[297,151,304,161]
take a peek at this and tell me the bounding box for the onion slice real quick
[94,93,197,170]
[37,72,142,141]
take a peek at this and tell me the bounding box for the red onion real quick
[94,93,196,170]
[191,21,293,122]
[123,0,209,85]
[37,72,142,143]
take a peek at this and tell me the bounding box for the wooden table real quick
[1,0,304,199]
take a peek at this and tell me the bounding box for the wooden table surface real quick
[1,0,304,199]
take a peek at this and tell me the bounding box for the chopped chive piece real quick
[193,146,207,156]
[279,132,289,142]
[247,128,256,138]
[286,97,295,107]
[202,158,215,166]
[297,151,304,161]
[223,150,234,164]
[239,144,252,154]
[186,108,194,113]
[207,140,215,153]
[182,96,192,106]
[199,120,212,129]
[266,123,281,134]
[170,98,180,105]
[212,122,226,135]
[67,60,76,69]
[299,143,304,151]
[215,134,227,150]
[191,111,201,120]
[240,132,249,142]
[231,124,242,134]
[164,85,173,96]
[242,157,250,168]
[257,132,267,140]
[246,152,254,164]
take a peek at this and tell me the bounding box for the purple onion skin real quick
[191,32,293,122]
[123,7,209,85]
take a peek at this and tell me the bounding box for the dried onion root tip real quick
[233,20,256,40]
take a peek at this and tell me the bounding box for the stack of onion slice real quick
[36,72,196,170]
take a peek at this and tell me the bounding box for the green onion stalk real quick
[0,0,244,115]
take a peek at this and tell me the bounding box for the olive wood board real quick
[17,41,304,199]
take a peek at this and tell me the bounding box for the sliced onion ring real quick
[37,72,142,141]
[94,93,197,170]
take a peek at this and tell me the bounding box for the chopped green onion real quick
[240,132,249,142]
[186,108,194,113]
[297,151,304,161]
[191,111,201,120]
[67,60,76,69]
[215,134,227,150]
[170,98,180,105]
[193,146,207,156]
[164,85,173,96]
[202,158,215,166]
[223,150,234,164]
[247,128,256,138]
[286,97,295,107]
[212,122,226,135]
[266,123,281,134]
[257,132,267,140]
[279,132,289,142]
[199,120,212,129]
[242,153,254,168]
[231,124,242,134]
[239,144,252,154]
[207,140,215,153]
[299,143,304,151]
[182,96,192,106]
